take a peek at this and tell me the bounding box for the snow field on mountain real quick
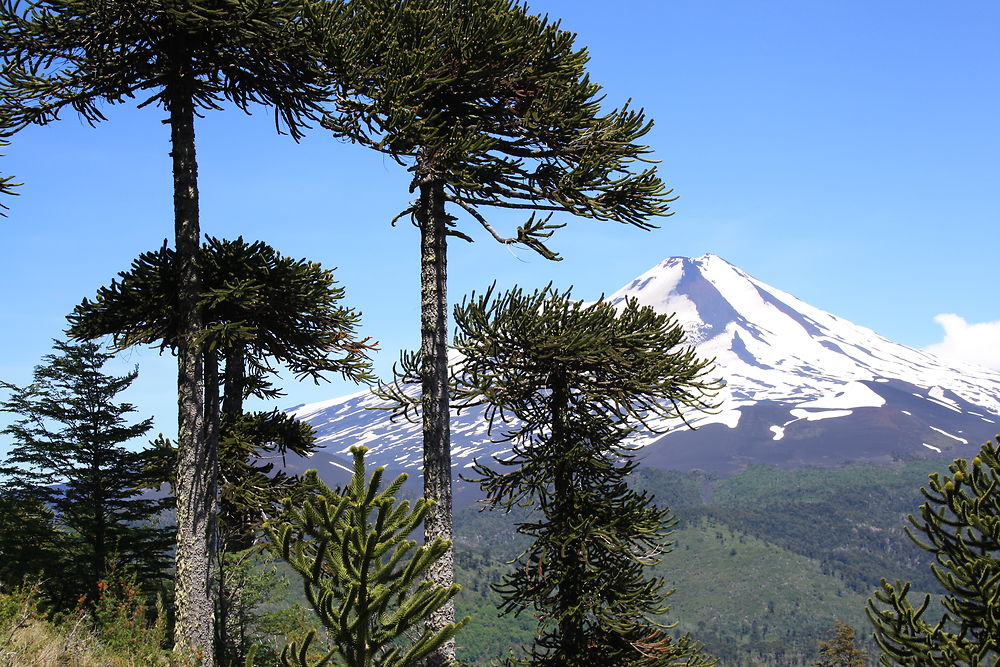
[289,255,1000,471]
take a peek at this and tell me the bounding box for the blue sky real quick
[1,0,998,447]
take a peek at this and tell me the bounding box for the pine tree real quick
[813,619,868,667]
[867,437,1000,665]
[265,445,467,667]
[0,3,331,658]
[0,485,75,607]
[0,340,171,608]
[445,284,718,666]
[323,3,676,658]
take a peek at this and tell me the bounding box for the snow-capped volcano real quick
[611,255,1000,441]
[287,255,1000,481]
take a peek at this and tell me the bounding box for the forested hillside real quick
[450,461,947,666]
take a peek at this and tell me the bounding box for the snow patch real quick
[927,425,968,444]
[770,425,785,441]
[326,459,353,474]
[789,408,854,421]
[926,396,963,413]
[922,443,942,453]
[796,381,885,410]
[288,388,372,420]
[714,409,743,429]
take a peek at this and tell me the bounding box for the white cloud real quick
[925,314,1000,371]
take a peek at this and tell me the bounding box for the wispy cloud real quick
[925,314,1000,371]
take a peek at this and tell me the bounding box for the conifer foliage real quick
[450,285,718,666]
[812,619,868,667]
[265,446,467,667]
[867,437,1000,665]
[0,1,331,658]
[0,138,18,213]
[323,3,677,659]
[70,236,376,546]
[70,236,374,663]
[70,236,375,394]
[0,340,171,607]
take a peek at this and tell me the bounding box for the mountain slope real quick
[287,255,1000,480]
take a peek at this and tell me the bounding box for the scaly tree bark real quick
[325,4,675,660]
[415,174,455,645]
[0,3,331,654]
[167,77,216,661]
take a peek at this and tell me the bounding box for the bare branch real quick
[448,196,518,245]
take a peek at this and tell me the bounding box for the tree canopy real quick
[0,0,327,137]
[69,236,375,392]
[323,0,674,257]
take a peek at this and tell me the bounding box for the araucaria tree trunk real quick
[416,171,456,666]
[549,378,584,655]
[169,81,218,665]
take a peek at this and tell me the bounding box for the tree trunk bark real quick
[169,84,217,666]
[550,378,584,656]
[204,348,220,460]
[221,347,245,418]
[416,176,455,667]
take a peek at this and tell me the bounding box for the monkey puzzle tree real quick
[69,238,375,524]
[443,284,718,665]
[70,236,375,425]
[867,437,1000,666]
[70,236,374,663]
[266,445,467,667]
[0,1,331,658]
[323,2,675,658]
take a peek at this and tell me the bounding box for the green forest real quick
[1,0,999,666]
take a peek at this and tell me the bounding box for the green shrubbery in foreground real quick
[0,575,176,666]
